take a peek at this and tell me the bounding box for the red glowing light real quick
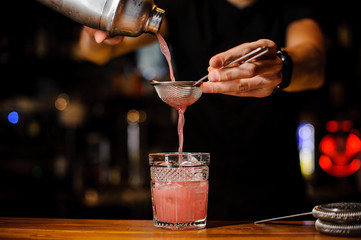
[326,120,339,133]
[319,135,336,154]
[319,158,361,177]
[347,133,361,154]
[319,155,332,170]
[341,120,353,132]
[319,133,361,177]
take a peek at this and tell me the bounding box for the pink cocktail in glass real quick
[152,181,208,223]
[149,153,210,230]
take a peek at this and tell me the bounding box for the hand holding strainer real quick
[151,46,269,108]
[193,46,269,86]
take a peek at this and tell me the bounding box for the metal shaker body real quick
[36,0,164,37]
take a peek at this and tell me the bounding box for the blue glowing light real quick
[8,111,19,124]
[297,122,315,176]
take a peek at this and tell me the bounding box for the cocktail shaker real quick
[36,0,165,37]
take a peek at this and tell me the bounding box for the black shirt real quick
[155,0,317,220]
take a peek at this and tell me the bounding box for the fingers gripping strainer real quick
[150,81,202,109]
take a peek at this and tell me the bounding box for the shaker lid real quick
[145,6,165,34]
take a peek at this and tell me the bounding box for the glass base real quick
[153,219,207,230]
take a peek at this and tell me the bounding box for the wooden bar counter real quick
[0,217,354,239]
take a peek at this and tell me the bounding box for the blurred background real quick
[1,1,361,219]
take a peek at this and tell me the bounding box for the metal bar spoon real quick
[254,212,312,224]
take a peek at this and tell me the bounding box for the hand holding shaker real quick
[36,0,165,37]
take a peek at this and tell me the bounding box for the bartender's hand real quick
[78,26,159,65]
[82,26,124,45]
[200,39,282,98]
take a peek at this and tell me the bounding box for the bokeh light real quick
[55,93,69,111]
[8,111,19,124]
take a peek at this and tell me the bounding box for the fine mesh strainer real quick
[150,81,202,108]
[150,46,269,108]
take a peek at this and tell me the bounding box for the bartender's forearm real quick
[283,18,325,92]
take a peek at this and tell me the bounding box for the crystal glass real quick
[149,152,210,230]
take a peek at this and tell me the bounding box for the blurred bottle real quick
[36,0,164,37]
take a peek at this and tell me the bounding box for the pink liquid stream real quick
[157,33,189,157]
[157,33,175,82]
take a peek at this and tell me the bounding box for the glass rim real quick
[149,152,210,156]
[149,152,210,166]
